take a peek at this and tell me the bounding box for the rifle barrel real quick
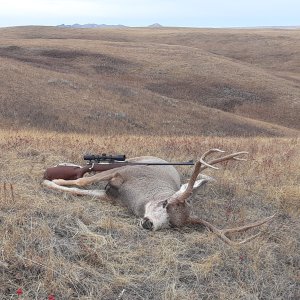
[87,161,195,166]
[138,162,194,165]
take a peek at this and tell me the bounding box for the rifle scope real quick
[84,154,126,162]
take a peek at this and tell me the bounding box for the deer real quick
[42,149,275,246]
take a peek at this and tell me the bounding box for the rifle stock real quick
[43,165,90,181]
[43,161,194,181]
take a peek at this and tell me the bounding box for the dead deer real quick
[42,149,275,246]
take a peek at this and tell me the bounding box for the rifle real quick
[43,154,195,181]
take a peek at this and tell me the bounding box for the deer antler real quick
[200,149,248,171]
[189,214,276,246]
[176,149,248,203]
[177,149,275,246]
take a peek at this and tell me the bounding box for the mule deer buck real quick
[42,149,275,246]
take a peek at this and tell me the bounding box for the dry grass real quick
[0,129,299,299]
[0,26,299,136]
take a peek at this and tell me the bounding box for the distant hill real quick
[148,23,163,28]
[0,26,299,137]
[57,23,164,29]
[57,23,128,29]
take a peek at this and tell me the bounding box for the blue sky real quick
[0,0,299,28]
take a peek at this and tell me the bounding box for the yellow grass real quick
[0,128,299,299]
[0,26,299,136]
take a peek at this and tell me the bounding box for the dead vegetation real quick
[0,129,299,299]
[0,26,299,136]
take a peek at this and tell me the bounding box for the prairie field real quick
[0,26,299,136]
[0,130,299,299]
[0,26,299,299]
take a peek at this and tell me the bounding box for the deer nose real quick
[141,218,153,230]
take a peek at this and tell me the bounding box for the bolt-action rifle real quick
[43,154,195,181]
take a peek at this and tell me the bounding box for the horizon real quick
[2,24,300,30]
[0,0,299,28]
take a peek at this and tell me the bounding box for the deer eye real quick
[162,200,168,208]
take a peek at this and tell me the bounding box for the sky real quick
[0,0,299,28]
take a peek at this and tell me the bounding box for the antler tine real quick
[199,149,225,170]
[199,151,248,171]
[189,214,276,246]
[233,157,247,161]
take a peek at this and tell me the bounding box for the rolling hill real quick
[0,26,299,136]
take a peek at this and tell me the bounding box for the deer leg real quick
[42,180,107,198]
[52,171,119,187]
[188,214,276,246]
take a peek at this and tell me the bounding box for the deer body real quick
[42,150,275,245]
[106,157,180,216]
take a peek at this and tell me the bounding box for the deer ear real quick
[174,175,213,198]
[192,175,214,194]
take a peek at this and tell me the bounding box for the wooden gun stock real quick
[43,165,90,181]
[43,163,125,181]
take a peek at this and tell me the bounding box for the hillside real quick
[0,26,299,136]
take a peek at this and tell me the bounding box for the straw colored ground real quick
[0,26,299,136]
[0,129,299,299]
